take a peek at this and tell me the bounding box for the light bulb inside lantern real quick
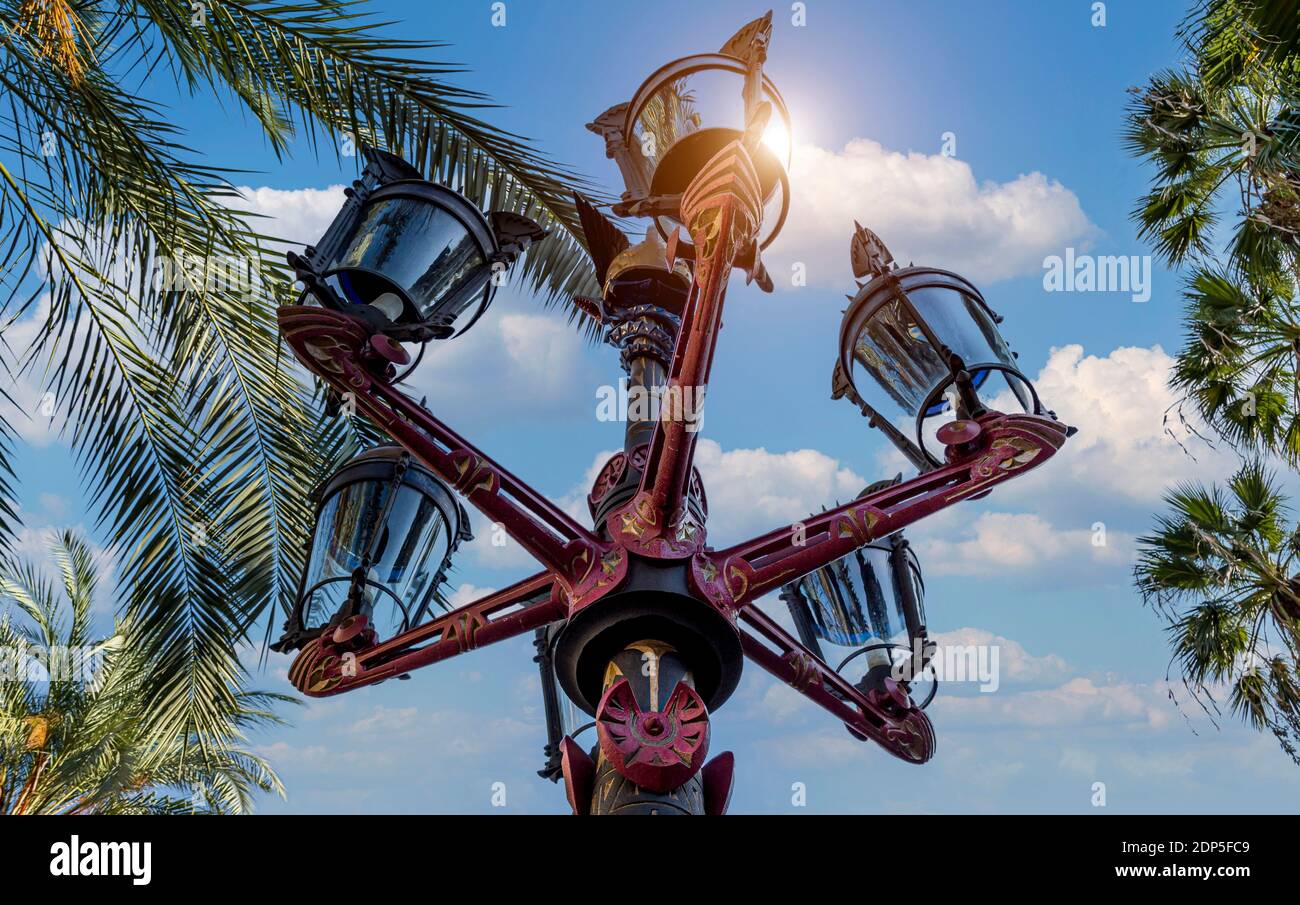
[369,292,405,322]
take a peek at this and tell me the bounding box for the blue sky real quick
[7,0,1300,813]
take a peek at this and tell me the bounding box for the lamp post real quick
[273,12,1072,815]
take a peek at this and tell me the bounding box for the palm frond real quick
[117,0,603,332]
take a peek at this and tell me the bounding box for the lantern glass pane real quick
[795,541,928,689]
[796,544,909,686]
[904,546,926,631]
[850,280,1038,461]
[906,286,1017,401]
[300,477,452,641]
[850,295,950,417]
[329,196,491,330]
[540,623,593,742]
[560,693,587,740]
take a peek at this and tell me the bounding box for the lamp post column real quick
[609,298,679,456]
[582,246,714,815]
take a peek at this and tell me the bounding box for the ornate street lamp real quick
[272,12,1073,815]
[780,491,937,720]
[272,446,471,661]
[287,145,547,344]
[833,222,1067,470]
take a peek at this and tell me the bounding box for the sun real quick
[760,113,792,166]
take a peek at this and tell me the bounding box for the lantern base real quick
[552,556,743,716]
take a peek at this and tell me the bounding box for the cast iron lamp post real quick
[273,12,1072,815]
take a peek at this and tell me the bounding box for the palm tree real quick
[1127,1,1300,764]
[1124,0,1300,462]
[0,1,599,753]
[1187,0,1300,92]
[1169,267,1299,461]
[1136,462,1300,764]
[1,530,286,813]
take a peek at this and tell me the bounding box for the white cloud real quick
[756,681,812,724]
[741,626,1068,730]
[1057,747,1100,777]
[932,676,1175,730]
[255,740,402,774]
[917,511,1134,584]
[446,582,498,609]
[875,343,1238,585]
[976,344,1239,519]
[1,295,70,447]
[403,309,600,427]
[231,184,347,250]
[1032,344,1233,500]
[37,493,69,520]
[692,439,866,546]
[765,139,1095,287]
[757,728,877,768]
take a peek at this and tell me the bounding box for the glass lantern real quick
[623,53,792,249]
[837,261,1049,467]
[289,146,546,343]
[273,446,471,652]
[780,530,935,708]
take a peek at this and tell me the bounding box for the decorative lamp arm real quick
[692,409,1071,610]
[737,605,935,764]
[287,572,561,697]
[278,305,607,592]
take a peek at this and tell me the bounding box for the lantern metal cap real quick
[318,445,472,543]
[603,226,691,296]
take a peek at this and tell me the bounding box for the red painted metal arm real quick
[637,274,724,519]
[287,571,561,696]
[737,605,935,763]
[693,411,1071,609]
[612,141,766,547]
[278,305,602,584]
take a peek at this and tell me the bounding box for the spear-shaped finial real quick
[850,221,896,281]
[719,10,773,62]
